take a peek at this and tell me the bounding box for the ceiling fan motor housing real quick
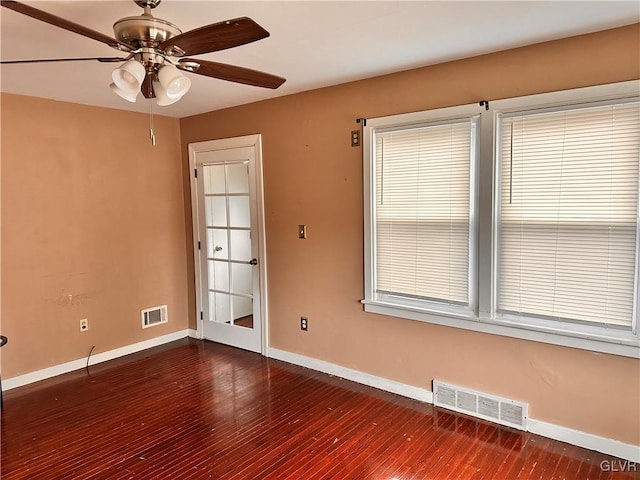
[113,9,183,77]
[113,13,181,50]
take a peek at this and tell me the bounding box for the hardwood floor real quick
[1,339,637,479]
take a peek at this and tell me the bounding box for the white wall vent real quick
[141,305,168,328]
[433,380,528,431]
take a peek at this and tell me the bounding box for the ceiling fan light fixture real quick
[110,82,138,103]
[112,59,146,93]
[158,64,191,99]
[153,80,180,106]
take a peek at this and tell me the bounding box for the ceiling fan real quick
[0,0,286,106]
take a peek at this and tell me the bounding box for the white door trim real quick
[188,134,268,355]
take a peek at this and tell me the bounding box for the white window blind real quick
[497,101,640,329]
[374,118,475,307]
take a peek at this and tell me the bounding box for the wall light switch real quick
[298,224,307,239]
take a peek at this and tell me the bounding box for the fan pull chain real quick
[149,98,156,146]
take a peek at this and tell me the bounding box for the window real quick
[496,101,640,331]
[364,104,479,316]
[363,81,640,357]
[374,117,478,312]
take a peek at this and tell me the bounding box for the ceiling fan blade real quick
[1,57,127,64]
[0,1,133,52]
[179,58,285,89]
[159,17,269,57]
[141,74,155,99]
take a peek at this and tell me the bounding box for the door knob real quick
[249,258,258,265]
[215,246,223,252]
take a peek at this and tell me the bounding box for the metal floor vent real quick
[433,380,528,431]
[141,305,168,328]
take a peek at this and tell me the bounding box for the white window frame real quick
[362,80,640,359]
[363,103,482,319]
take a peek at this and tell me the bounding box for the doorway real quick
[189,135,266,353]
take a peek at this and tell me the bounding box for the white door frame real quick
[188,134,268,355]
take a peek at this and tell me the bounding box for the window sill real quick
[362,299,640,359]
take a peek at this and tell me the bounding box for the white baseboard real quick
[267,347,639,462]
[2,329,190,391]
[267,347,433,403]
[528,419,640,463]
[188,328,201,339]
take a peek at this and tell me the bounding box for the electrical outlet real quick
[80,319,88,332]
[300,317,308,331]
[351,130,361,147]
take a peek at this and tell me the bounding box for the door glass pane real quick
[232,295,253,328]
[207,228,228,259]
[204,165,226,194]
[230,230,252,261]
[229,196,251,228]
[208,260,229,291]
[215,292,231,323]
[231,263,253,296]
[205,197,227,227]
[227,162,249,194]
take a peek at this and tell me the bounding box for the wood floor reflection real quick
[234,315,254,329]
[1,339,637,479]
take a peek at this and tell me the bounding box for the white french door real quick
[190,135,266,353]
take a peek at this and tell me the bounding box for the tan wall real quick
[180,24,640,444]
[1,94,189,378]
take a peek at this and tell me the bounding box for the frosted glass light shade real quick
[153,80,180,106]
[110,82,138,103]
[158,64,191,99]
[112,59,145,94]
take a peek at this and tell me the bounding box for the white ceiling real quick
[1,1,638,118]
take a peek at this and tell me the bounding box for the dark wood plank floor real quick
[1,339,637,479]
